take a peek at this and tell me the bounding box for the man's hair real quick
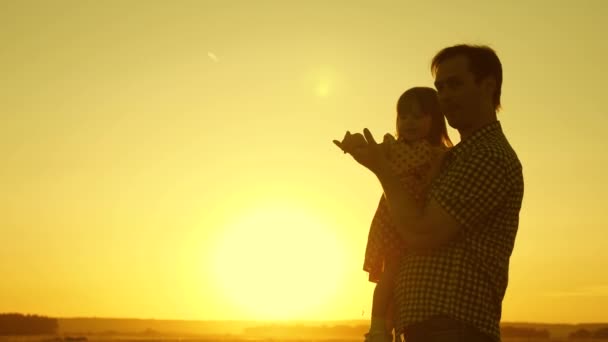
[431,44,503,112]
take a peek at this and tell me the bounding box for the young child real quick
[363,87,453,342]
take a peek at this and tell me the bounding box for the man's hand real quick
[333,128,388,175]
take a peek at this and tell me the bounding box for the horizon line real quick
[51,316,608,325]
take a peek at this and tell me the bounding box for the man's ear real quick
[481,77,496,97]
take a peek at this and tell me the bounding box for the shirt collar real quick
[449,120,503,157]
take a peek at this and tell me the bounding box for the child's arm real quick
[418,147,449,195]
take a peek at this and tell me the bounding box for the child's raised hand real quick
[333,128,388,174]
[333,131,367,154]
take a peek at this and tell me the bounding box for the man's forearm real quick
[376,168,434,249]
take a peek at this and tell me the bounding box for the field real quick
[2,334,608,342]
[2,318,608,342]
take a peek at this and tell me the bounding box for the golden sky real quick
[2,0,607,323]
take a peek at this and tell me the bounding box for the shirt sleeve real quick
[430,150,511,232]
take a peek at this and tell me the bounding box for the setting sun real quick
[209,202,346,320]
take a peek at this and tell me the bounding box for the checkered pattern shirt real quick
[393,121,524,342]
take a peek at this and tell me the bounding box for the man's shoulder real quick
[467,130,521,168]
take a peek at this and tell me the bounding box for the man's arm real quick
[377,147,511,253]
[333,128,509,252]
[334,128,462,251]
[376,167,463,251]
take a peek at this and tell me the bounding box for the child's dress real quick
[363,138,444,283]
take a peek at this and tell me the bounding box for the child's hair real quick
[396,87,453,148]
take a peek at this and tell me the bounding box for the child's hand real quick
[333,131,367,153]
[333,128,389,175]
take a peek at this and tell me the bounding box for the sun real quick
[315,79,331,97]
[209,202,346,320]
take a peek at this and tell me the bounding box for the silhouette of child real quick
[363,87,452,342]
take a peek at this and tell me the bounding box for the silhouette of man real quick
[335,44,524,342]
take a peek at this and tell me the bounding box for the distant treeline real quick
[243,324,608,339]
[501,326,550,339]
[244,324,554,339]
[243,323,367,338]
[0,313,58,335]
[569,327,608,339]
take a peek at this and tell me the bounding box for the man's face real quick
[433,55,483,129]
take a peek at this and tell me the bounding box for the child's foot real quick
[363,330,393,342]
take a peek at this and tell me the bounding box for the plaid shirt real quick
[393,121,524,342]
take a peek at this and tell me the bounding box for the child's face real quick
[397,98,432,142]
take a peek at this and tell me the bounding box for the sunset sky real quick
[2,0,607,324]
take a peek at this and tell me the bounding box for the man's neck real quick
[459,113,497,141]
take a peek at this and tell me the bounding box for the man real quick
[335,44,524,342]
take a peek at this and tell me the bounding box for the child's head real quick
[396,87,453,147]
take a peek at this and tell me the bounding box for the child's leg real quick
[369,279,391,333]
[369,261,398,334]
[383,261,399,336]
